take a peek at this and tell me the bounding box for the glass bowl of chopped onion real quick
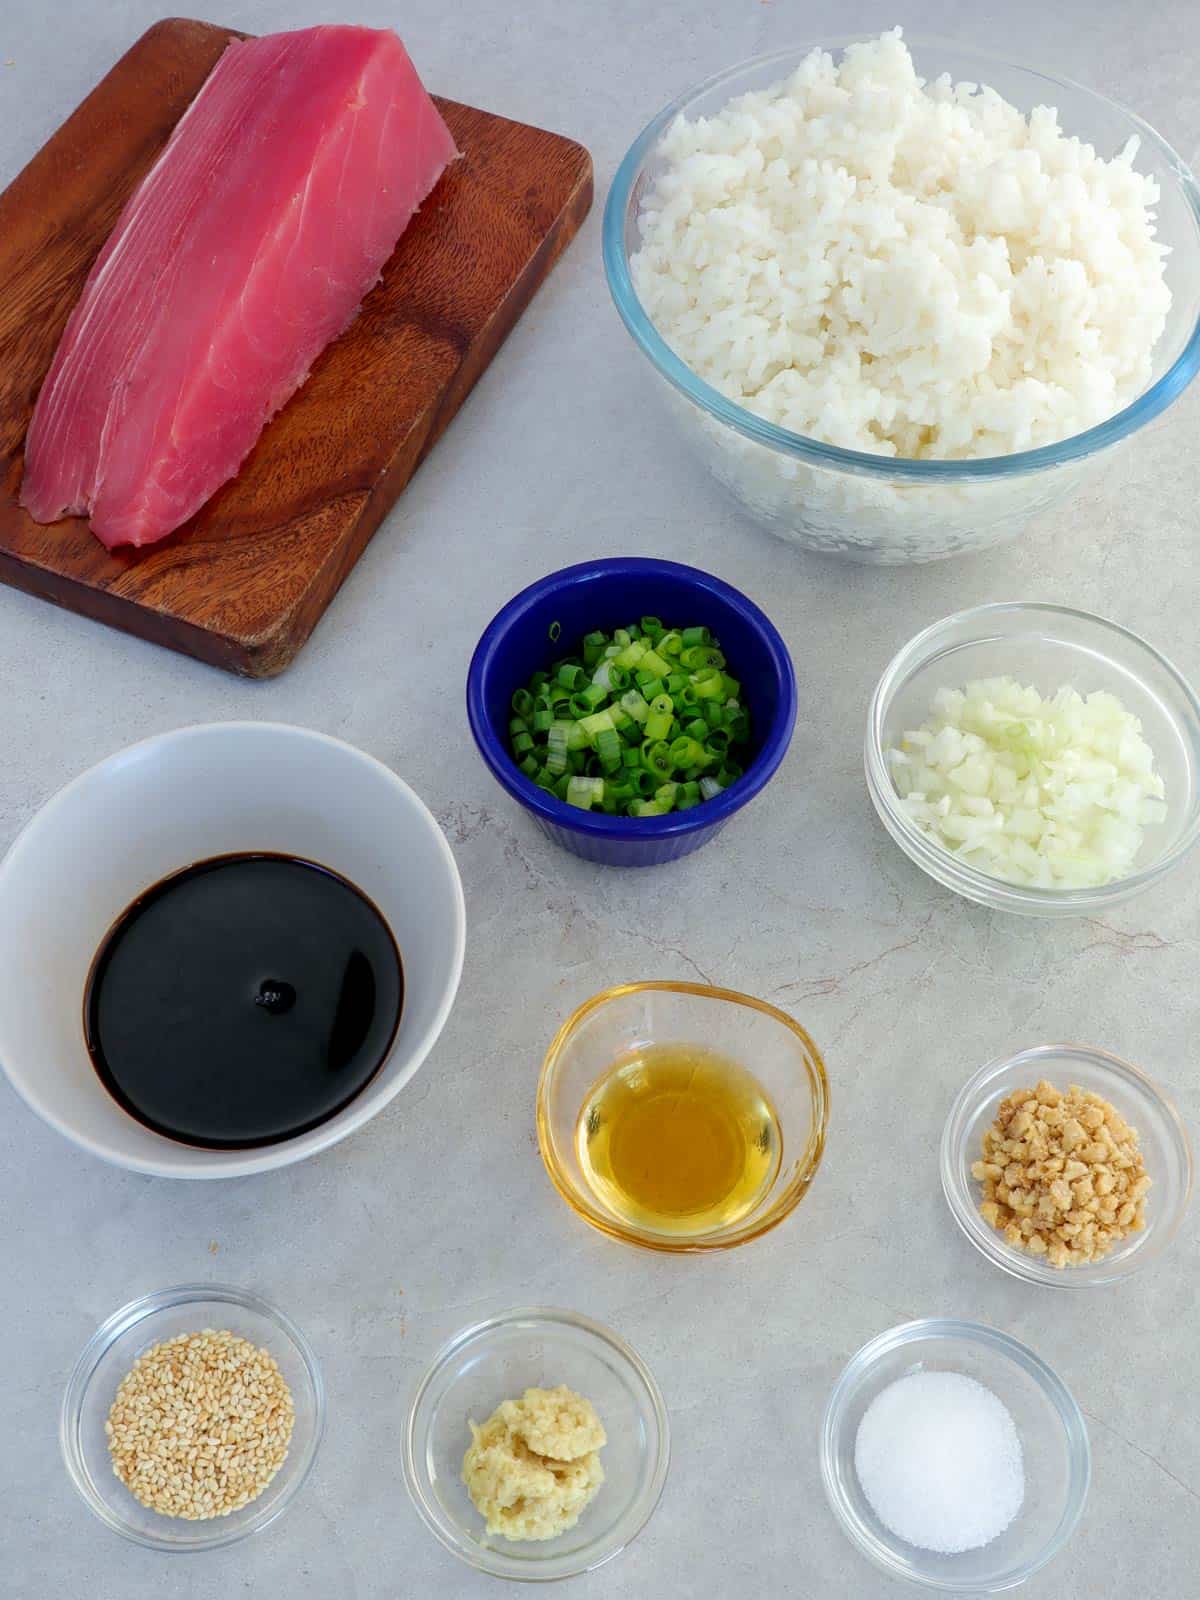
[821,1319,1091,1592]
[604,33,1200,564]
[865,602,1200,915]
[942,1044,1193,1289]
[60,1283,325,1551]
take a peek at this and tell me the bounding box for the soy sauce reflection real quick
[84,853,404,1149]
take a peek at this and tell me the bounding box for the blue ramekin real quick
[466,558,797,867]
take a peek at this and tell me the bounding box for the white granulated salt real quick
[854,1370,1025,1554]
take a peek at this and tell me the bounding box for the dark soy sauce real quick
[84,853,404,1148]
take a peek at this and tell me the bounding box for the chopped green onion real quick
[548,621,562,642]
[566,776,604,810]
[546,723,570,774]
[508,617,753,818]
[620,689,650,723]
[596,728,623,772]
[643,741,675,779]
[681,645,726,672]
[638,648,671,677]
[669,735,712,770]
[692,667,725,700]
[578,708,615,740]
[643,698,674,741]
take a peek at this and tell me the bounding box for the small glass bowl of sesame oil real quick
[537,982,829,1252]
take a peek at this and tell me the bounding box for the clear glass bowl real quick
[865,602,1200,915]
[537,981,828,1251]
[604,37,1200,563]
[942,1043,1193,1288]
[821,1319,1090,1593]
[60,1284,324,1551]
[402,1307,669,1582]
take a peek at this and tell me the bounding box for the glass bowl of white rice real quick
[864,602,1200,913]
[604,32,1200,563]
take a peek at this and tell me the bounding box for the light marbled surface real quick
[1,1,1197,1595]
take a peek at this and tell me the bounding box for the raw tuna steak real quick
[22,25,457,549]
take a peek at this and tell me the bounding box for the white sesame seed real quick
[105,1330,295,1519]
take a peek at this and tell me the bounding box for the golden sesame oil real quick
[575,1043,781,1236]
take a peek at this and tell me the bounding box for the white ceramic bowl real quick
[0,722,465,1177]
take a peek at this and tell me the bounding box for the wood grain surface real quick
[0,18,592,676]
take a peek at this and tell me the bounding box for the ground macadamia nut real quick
[973,1080,1151,1267]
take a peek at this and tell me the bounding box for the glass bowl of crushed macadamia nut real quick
[942,1045,1193,1289]
[60,1284,324,1550]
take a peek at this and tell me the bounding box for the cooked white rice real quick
[630,29,1171,461]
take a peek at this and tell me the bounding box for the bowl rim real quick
[820,1317,1091,1593]
[466,557,797,839]
[603,32,1200,481]
[940,1042,1194,1288]
[864,601,1200,914]
[401,1304,671,1582]
[536,980,829,1252]
[0,720,467,1179]
[60,1282,326,1552]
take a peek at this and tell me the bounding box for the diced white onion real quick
[886,676,1166,889]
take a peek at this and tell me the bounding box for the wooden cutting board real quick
[0,19,592,676]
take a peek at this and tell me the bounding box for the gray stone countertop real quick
[1,1,1197,1595]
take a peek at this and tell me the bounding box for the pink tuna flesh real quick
[21,25,457,549]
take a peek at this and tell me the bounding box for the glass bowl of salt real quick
[820,1319,1090,1593]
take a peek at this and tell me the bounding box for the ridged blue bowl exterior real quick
[531,812,730,867]
[466,558,797,869]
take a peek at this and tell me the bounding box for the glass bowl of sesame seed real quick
[60,1283,325,1550]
